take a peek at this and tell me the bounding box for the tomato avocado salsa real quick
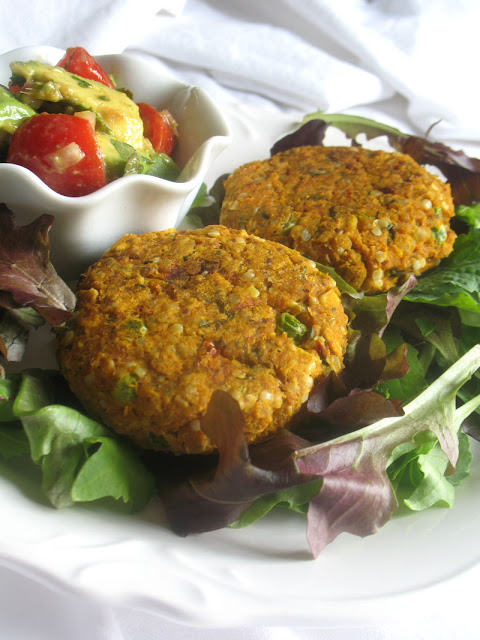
[0,46,179,196]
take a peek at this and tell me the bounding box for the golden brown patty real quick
[219,146,456,293]
[57,225,348,455]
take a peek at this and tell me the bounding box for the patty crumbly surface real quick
[57,225,348,455]
[219,145,456,293]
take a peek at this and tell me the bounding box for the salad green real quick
[0,370,155,511]
[1,112,480,557]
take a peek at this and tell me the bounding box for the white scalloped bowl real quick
[0,46,231,279]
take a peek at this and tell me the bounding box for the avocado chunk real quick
[0,85,35,145]
[95,132,133,181]
[10,60,152,153]
[96,132,180,183]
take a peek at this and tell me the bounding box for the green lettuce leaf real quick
[405,229,480,313]
[0,424,30,459]
[3,369,155,511]
[376,329,428,403]
[388,431,471,511]
[455,203,480,228]
[230,480,322,528]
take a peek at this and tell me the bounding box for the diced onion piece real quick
[74,110,96,130]
[45,142,85,170]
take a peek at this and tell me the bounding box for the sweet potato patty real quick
[57,225,348,455]
[219,145,456,293]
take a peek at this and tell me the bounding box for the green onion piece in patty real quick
[277,312,307,343]
[432,225,447,244]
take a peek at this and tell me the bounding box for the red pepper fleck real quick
[230,297,256,313]
[203,340,219,356]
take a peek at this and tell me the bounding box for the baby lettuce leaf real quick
[0,208,75,363]
[456,203,480,229]
[305,333,406,432]
[0,424,30,460]
[230,480,322,528]
[2,369,155,511]
[0,374,20,421]
[185,174,227,228]
[392,431,472,511]
[302,279,416,435]
[295,345,480,556]
[162,391,315,535]
[162,347,480,557]
[0,208,75,323]
[405,228,480,313]
[0,375,29,459]
[0,305,45,362]
[376,329,428,404]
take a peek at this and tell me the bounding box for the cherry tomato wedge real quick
[137,103,177,156]
[7,113,106,197]
[57,47,115,89]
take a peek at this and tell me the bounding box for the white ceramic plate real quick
[1,103,480,629]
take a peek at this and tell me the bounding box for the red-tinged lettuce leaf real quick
[346,276,417,337]
[275,113,480,205]
[161,390,314,536]
[295,344,480,557]
[297,435,396,556]
[307,383,404,432]
[304,332,407,434]
[270,119,330,156]
[0,208,75,326]
[300,277,416,433]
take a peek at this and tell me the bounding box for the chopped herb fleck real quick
[125,319,148,333]
[113,374,138,403]
[72,75,92,88]
[307,169,328,176]
[278,215,297,233]
[432,225,447,244]
[148,432,170,449]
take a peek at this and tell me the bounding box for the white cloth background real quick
[1,1,480,638]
